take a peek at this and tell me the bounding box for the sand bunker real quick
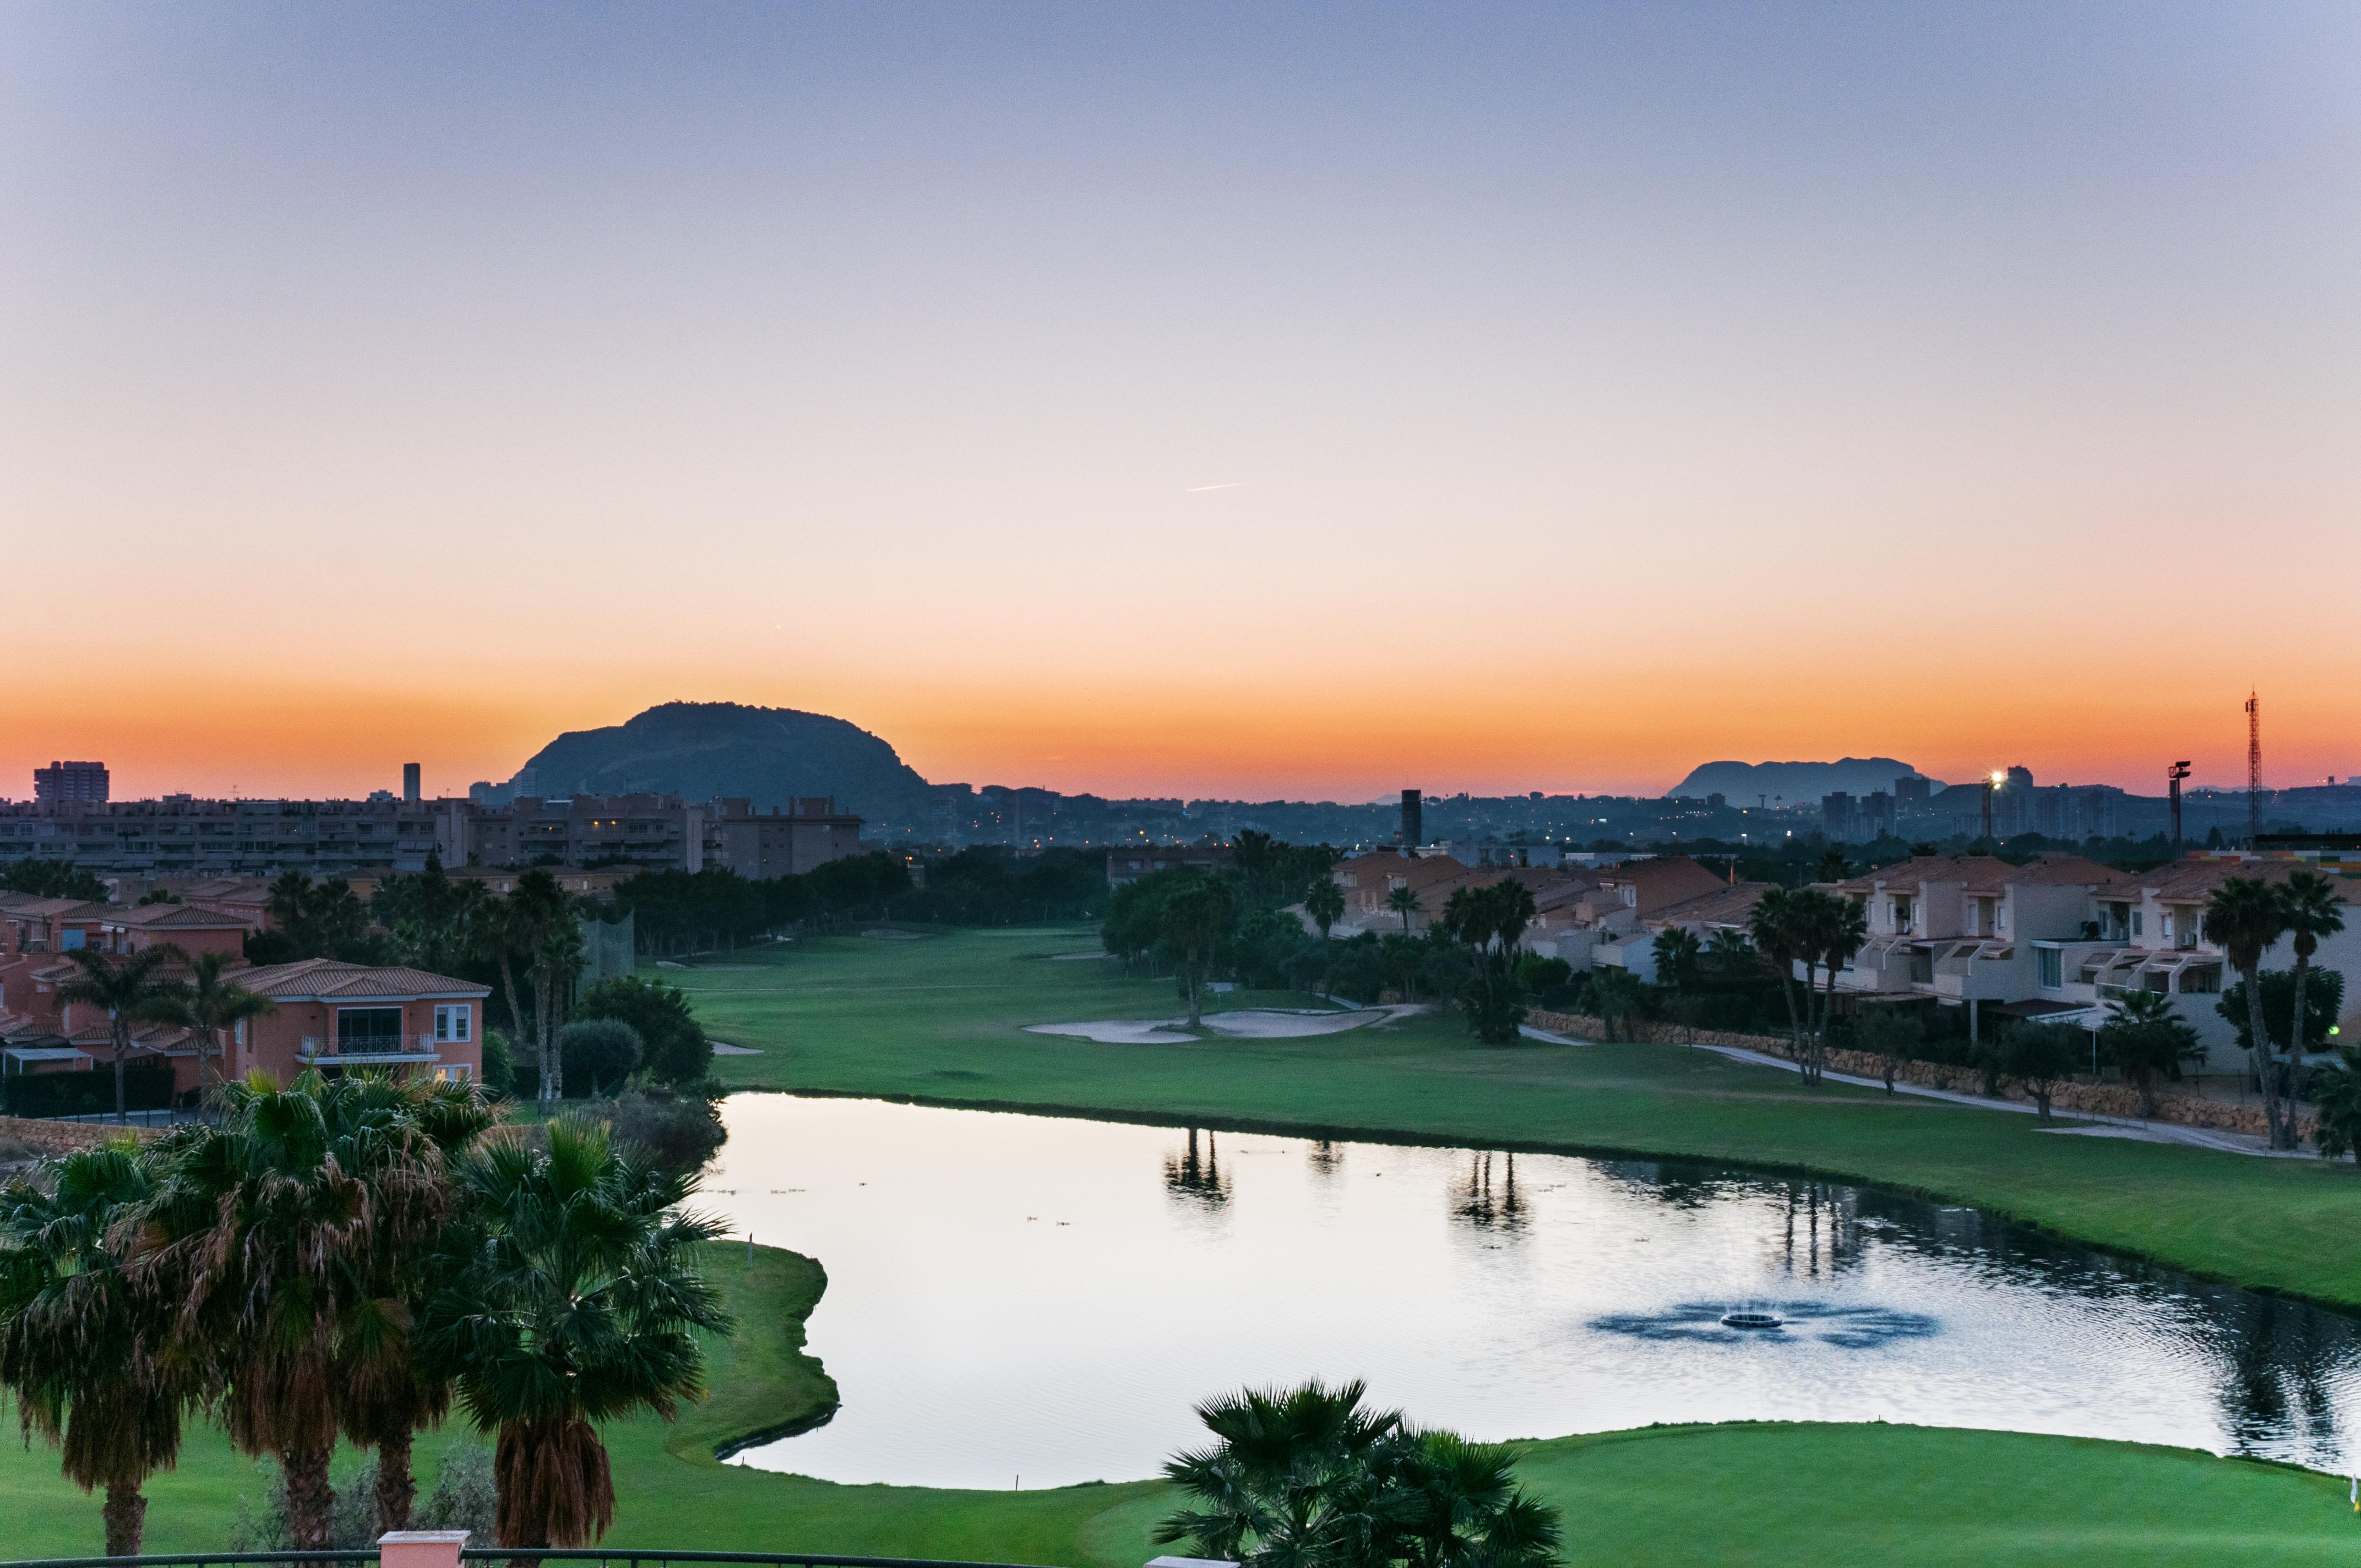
[1026,1004,1426,1045]
[1025,1018,1199,1044]
[709,1040,764,1056]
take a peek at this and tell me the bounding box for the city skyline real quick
[6,2,2357,802]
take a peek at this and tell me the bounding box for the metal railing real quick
[297,1036,440,1060]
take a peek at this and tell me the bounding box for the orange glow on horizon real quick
[8,661,2353,808]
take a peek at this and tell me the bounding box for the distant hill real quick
[1670,758,1936,803]
[509,702,932,821]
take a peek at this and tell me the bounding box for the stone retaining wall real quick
[1521,1010,2302,1142]
[0,1115,159,1157]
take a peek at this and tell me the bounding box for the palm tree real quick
[1386,884,1422,935]
[420,1118,728,1551]
[1704,927,1754,976]
[1747,887,1806,1057]
[2280,870,2346,1069]
[507,870,580,1111]
[1386,1430,1563,1568]
[1650,928,1701,991]
[1302,878,1345,998]
[132,1071,457,1548]
[264,870,312,947]
[0,1142,199,1555]
[1587,967,1644,1043]
[1155,1378,1406,1568]
[142,951,274,1109]
[1161,878,1236,1027]
[336,1076,503,1534]
[1304,878,1345,945]
[2310,1048,2361,1164]
[2101,990,2201,1119]
[1814,895,1870,1078]
[2208,877,2293,1149]
[56,945,187,1124]
[1155,1379,1562,1568]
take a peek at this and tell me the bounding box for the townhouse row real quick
[1824,852,2361,1070]
[0,893,487,1097]
[1308,846,2361,1072]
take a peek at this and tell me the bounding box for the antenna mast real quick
[2245,690,2261,843]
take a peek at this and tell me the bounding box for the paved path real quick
[1685,1041,2308,1159]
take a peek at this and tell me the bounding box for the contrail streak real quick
[1186,482,1248,492]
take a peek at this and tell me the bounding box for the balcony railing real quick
[297,1034,439,1062]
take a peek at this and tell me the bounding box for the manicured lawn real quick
[13,1234,2358,1567]
[683,927,2361,1308]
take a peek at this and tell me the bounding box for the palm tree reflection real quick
[1165,1127,1231,1209]
[1454,1151,1526,1235]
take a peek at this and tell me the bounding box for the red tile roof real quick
[233,957,489,1001]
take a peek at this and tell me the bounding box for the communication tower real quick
[2246,691,2261,843]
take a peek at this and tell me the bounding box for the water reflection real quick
[1453,1151,1525,1235]
[1163,1128,1231,1209]
[1592,1300,1940,1349]
[708,1096,2361,1489]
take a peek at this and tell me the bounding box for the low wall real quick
[1521,1011,2303,1142]
[0,1115,159,1157]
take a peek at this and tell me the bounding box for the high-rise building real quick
[402,763,421,803]
[1400,788,1423,847]
[33,760,109,805]
[1822,791,1856,842]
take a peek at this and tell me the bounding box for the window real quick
[434,1065,474,1083]
[2038,948,2062,988]
[434,1004,472,1043]
[337,1008,405,1050]
[2131,912,2144,938]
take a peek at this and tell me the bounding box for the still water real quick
[705,1095,2361,1489]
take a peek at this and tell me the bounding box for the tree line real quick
[0,1074,725,1556]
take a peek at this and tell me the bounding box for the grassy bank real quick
[681,927,2361,1307]
[12,1232,2359,1566]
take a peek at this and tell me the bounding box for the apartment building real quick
[0,797,464,878]
[1106,845,1235,888]
[708,797,867,880]
[0,789,868,883]
[33,761,110,804]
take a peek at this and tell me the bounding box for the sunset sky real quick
[5,2,2357,803]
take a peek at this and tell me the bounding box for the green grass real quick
[15,1234,2361,1567]
[19,929,2361,1563]
[683,926,2361,1308]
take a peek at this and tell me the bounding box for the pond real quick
[704,1095,2361,1489]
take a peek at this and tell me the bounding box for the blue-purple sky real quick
[4,2,2356,799]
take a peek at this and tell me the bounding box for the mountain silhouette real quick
[510,702,932,821]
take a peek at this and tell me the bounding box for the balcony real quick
[298,1033,440,1065]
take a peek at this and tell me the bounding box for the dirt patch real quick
[1026,1005,1427,1045]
